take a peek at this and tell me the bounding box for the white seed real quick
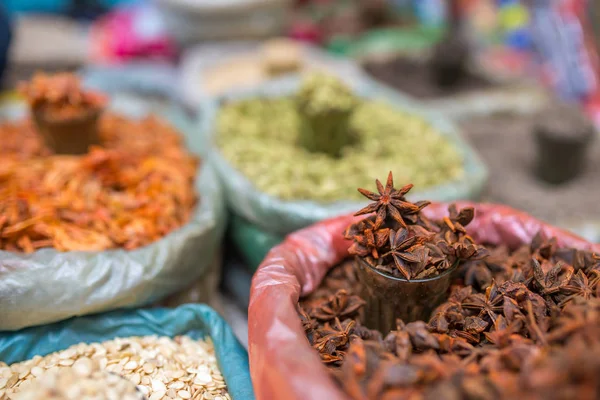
[124,361,138,371]
[152,379,167,393]
[149,390,166,400]
[143,363,155,374]
[3,336,228,400]
[72,357,93,377]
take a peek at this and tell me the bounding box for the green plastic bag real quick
[230,215,283,272]
[201,75,487,235]
[0,304,255,400]
[0,96,227,331]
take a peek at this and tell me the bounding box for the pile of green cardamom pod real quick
[216,74,464,202]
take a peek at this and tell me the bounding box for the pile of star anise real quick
[344,172,487,280]
[299,174,600,399]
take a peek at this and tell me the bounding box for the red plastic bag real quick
[248,202,600,400]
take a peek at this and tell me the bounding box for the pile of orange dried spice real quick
[0,73,199,252]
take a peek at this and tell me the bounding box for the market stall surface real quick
[461,113,600,228]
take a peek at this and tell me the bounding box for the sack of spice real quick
[203,74,486,236]
[248,175,600,399]
[0,75,227,331]
[0,304,254,400]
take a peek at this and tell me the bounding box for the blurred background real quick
[1,0,599,343]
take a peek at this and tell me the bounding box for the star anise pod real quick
[309,289,366,322]
[405,321,440,351]
[530,231,557,261]
[354,171,429,229]
[443,204,474,232]
[383,328,412,362]
[314,318,356,355]
[463,261,494,292]
[531,259,573,297]
[345,216,390,259]
[483,314,529,348]
[437,239,489,263]
[428,311,450,334]
[462,281,504,323]
[299,306,318,332]
[319,351,347,365]
[434,334,474,356]
[569,249,599,272]
[558,270,594,307]
[384,228,432,280]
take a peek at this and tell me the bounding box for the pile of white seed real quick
[11,359,143,400]
[0,336,230,400]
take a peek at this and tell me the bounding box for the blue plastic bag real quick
[0,304,255,400]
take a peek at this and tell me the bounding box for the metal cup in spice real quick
[343,172,488,332]
[19,72,107,155]
[533,101,595,185]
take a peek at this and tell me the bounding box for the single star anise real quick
[434,333,474,356]
[463,261,494,292]
[462,281,504,323]
[384,228,430,280]
[441,204,475,238]
[558,270,594,306]
[354,171,429,229]
[531,259,573,296]
[299,306,318,332]
[309,289,366,322]
[314,318,356,355]
[530,231,558,261]
[405,321,440,351]
[345,216,390,259]
[383,326,412,361]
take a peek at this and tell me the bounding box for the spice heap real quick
[345,172,487,280]
[216,73,464,202]
[12,360,143,400]
[298,182,600,398]
[19,72,106,121]
[0,73,198,252]
[1,336,230,400]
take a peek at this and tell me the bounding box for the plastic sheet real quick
[248,203,600,400]
[202,75,487,235]
[0,96,227,331]
[0,304,255,400]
